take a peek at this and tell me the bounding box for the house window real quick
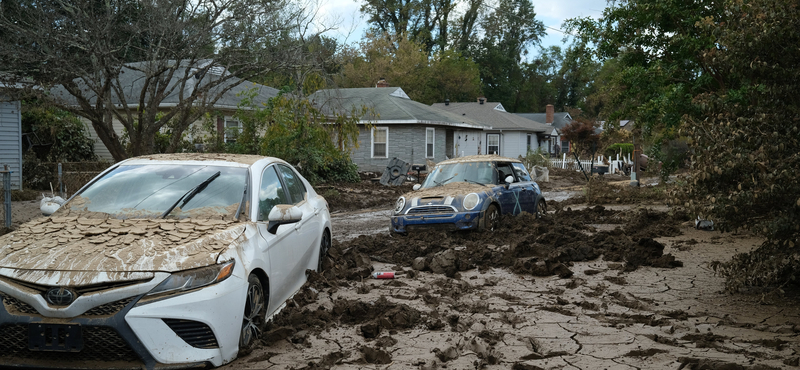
[372,127,388,158]
[526,134,532,153]
[225,120,241,143]
[426,128,435,158]
[487,134,500,155]
[561,140,570,154]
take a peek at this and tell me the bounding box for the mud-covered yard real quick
[230,172,800,370]
[3,171,799,369]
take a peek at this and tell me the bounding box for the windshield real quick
[61,164,248,219]
[421,161,496,188]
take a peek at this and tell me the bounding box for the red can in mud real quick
[371,272,395,279]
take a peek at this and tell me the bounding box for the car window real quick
[277,165,306,204]
[512,163,532,182]
[495,163,516,183]
[258,166,288,221]
[68,165,247,218]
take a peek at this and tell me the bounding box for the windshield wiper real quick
[434,175,455,186]
[464,179,485,185]
[161,171,221,218]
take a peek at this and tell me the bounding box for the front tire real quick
[240,274,266,356]
[483,204,500,231]
[535,199,547,218]
[317,230,331,272]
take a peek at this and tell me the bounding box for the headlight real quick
[394,197,406,214]
[463,193,480,210]
[146,260,235,297]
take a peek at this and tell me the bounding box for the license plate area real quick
[28,323,83,352]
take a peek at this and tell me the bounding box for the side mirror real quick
[412,184,422,191]
[266,204,303,234]
[504,175,514,184]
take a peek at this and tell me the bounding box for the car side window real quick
[277,165,306,204]
[258,166,288,221]
[496,163,516,183]
[512,163,532,182]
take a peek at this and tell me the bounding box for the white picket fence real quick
[549,153,633,174]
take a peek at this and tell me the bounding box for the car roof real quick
[120,153,280,167]
[437,154,522,166]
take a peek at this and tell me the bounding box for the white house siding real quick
[81,117,125,162]
[453,130,482,158]
[351,124,480,173]
[501,132,525,158]
[0,100,22,189]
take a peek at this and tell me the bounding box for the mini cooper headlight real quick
[146,260,235,297]
[463,193,480,210]
[394,197,406,214]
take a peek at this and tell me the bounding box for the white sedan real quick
[0,154,331,369]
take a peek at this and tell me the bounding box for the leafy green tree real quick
[468,0,545,112]
[675,0,800,292]
[336,33,480,105]
[21,102,96,162]
[564,0,721,155]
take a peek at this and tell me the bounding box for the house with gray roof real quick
[515,104,574,156]
[432,98,552,159]
[50,60,278,161]
[309,87,488,172]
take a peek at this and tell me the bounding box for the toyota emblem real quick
[45,287,76,306]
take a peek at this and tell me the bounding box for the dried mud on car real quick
[227,205,800,370]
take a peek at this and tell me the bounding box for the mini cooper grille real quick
[406,206,456,215]
[0,325,140,363]
[82,297,136,316]
[163,319,219,349]
[1,294,39,315]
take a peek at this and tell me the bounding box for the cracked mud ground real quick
[226,187,800,370]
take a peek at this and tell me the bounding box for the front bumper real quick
[391,210,484,233]
[0,271,247,370]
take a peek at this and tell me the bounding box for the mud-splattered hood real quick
[402,182,495,207]
[0,216,246,276]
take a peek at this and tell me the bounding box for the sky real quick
[316,0,609,57]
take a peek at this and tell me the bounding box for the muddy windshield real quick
[421,161,495,188]
[63,164,248,219]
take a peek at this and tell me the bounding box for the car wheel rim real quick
[488,207,499,230]
[241,282,264,347]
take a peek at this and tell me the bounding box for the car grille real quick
[0,324,141,363]
[82,297,136,316]
[163,319,219,349]
[406,205,457,215]
[1,294,39,315]
[0,276,151,296]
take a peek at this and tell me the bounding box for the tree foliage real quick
[0,0,328,161]
[21,101,96,162]
[673,0,800,291]
[560,118,599,157]
[336,34,480,104]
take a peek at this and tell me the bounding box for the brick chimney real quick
[546,104,554,125]
[477,96,486,105]
[376,78,389,88]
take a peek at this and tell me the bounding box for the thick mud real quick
[233,201,799,369]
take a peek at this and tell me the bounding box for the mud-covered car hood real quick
[402,182,493,207]
[0,216,246,276]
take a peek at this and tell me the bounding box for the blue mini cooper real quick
[391,155,546,233]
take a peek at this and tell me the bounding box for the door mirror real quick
[266,204,303,234]
[412,184,422,191]
[504,175,514,184]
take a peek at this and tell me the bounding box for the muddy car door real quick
[276,164,321,280]
[494,162,525,215]
[255,165,302,306]
[510,162,537,212]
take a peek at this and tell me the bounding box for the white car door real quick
[255,165,303,308]
[275,165,321,280]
